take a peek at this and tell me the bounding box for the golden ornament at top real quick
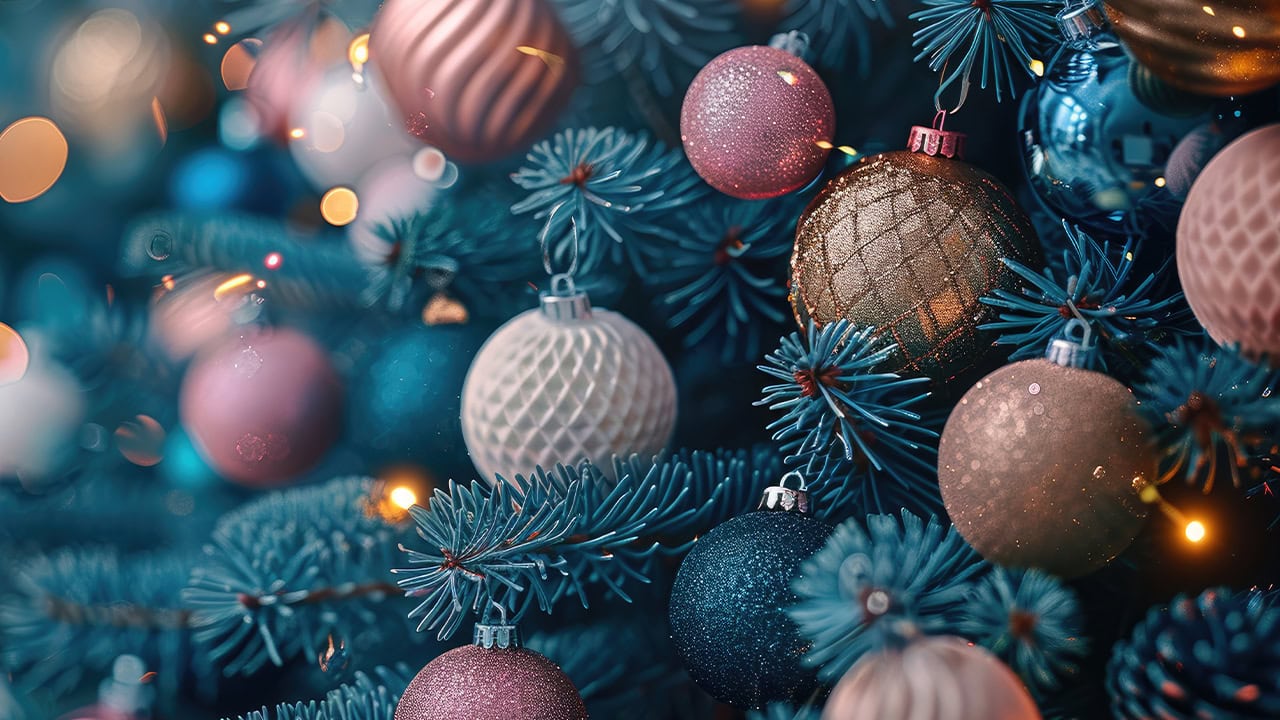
[790,150,1039,383]
[1105,0,1280,96]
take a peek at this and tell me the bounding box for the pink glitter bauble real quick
[180,328,343,487]
[369,0,580,164]
[681,45,835,199]
[1177,124,1280,362]
[394,645,587,720]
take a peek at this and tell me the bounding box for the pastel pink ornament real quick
[1177,124,1280,363]
[180,328,343,487]
[245,18,349,143]
[681,43,835,199]
[369,0,580,164]
[395,625,587,720]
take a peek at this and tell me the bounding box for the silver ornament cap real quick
[1057,0,1109,47]
[1045,318,1096,368]
[758,471,812,514]
[539,274,592,323]
[473,622,521,650]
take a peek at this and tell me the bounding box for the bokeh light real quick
[320,187,358,225]
[171,147,249,209]
[390,485,417,509]
[115,414,166,466]
[0,117,69,203]
[220,38,261,91]
[0,323,30,384]
[1185,520,1207,543]
[348,33,370,69]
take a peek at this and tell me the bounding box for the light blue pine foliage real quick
[782,0,894,71]
[789,511,988,681]
[184,477,417,676]
[510,127,708,275]
[980,222,1187,368]
[758,321,940,515]
[957,567,1089,694]
[228,664,413,720]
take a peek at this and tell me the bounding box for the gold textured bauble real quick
[938,359,1154,579]
[1105,0,1280,97]
[791,151,1039,383]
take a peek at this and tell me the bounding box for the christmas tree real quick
[2,0,1279,718]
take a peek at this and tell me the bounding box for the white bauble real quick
[288,64,418,192]
[0,360,85,488]
[461,287,677,483]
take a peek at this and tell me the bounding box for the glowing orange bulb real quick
[215,21,231,35]
[1232,25,1246,38]
[1185,521,1206,543]
[288,128,306,140]
[349,33,371,68]
[390,486,417,509]
[203,33,218,45]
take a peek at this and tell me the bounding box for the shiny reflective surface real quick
[1019,39,1204,233]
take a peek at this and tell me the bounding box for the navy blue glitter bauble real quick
[349,324,489,479]
[669,510,832,709]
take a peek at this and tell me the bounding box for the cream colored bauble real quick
[461,283,677,483]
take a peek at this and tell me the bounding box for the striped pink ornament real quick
[370,0,579,164]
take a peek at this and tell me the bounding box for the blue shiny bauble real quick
[349,323,489,480]
[1019,37,1205,234]
[669,510,832,709]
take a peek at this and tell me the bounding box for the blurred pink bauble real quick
[394,644,587,720]
[1177,124,1280,362]
[149,273,256,361]
[823,636,1041,720]
[0,359,84,488]
[246,18,350,143]
[1163,123,1227,199]
[681,45,835,199]
[180,328,343,487]
[369,0,580,163]
[348,156,444,266]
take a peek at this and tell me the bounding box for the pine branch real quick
[228,664,413,720]
[782,0,894,71]
[184,477,418,676]
[396,449,774,640]
[120,211,371,311]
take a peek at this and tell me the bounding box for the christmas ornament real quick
[681,33,835,199]
[461,278,676,483]
[370,0,579,163]
[938,324,1154,578]
[1104,0,1280,97]
[350,322,489,478]
[246,17,350,142]
[56,655,153,720]
[1108,588,1280,720]
[1018,0,1203,234]
[1163,123,1226,199]
[395,623,587,720]
[823,635,1042,720]
[1128,63,1212,119]
[669,476,832,709]
[1176,124,1280,362]
[287,64,418,192]
[790,121,1039,382]
[180,327,343,487]
[348,156,447,268]
[0,360,84,488]
[149,272,261,361]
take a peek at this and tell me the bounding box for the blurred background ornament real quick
[287,64,418,192]
[669,479,832,709]
[1104,0,1280,97]
[681,35,835,199]
[1018,0,1205,235]
[370,0,580,163]
[1162,123,1228,199]
[790,127,1040,384]
[460,280,676,483]
[347,154,452,272]
[180,327,344,487]
[245,15,351,143]
[1177,124,1280,363]
[1128,62,1213,118]
[148,271,262,361]
[394,623,587,720]
[54,655,153,720]
[0,357,84,489]
[1108,587,1280,719]
[938,328,1154,578]
[822,635,1042,720]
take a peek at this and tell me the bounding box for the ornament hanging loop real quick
[908,108,968,159]
[540,212,581,281]
[759,470,812,514]
[1045,317,1096,368]
[932,58,971,116]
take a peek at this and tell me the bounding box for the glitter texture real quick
[938,359,1154,579]
[669,510,832,709]
[394,645,587,720]
[1176,124,1280,363]
[370,0,579,163]
[681,45,835,199]
[823,636,1042,720]
[791,151,1039,383]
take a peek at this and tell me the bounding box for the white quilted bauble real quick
[461,299,677,483]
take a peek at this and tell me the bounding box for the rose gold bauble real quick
[791,149,1039,382]
[395,644,587,720]
[1105,0,1280,96]
[179,328,343,487]
[1177,124,1280,363]
[823,636,1041,720]
[370,0,579,164]
[939,359,1153,578]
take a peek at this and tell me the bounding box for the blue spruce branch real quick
[228,663,413,720]
[184,477,417,676]
[980,221,1188,368]
[782,0,894,71]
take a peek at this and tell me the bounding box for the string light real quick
[349,33,370,69]
[264,252,282,270]
[214,21,231,35]
[288,128,306,140]
[1185,521,1207,543]
[213,273,254,300]
[203,33,218,45]
[390,486,418,510]
[1203,5,1215,15]
[1029,59,1045,77]
[1134,477,1209,545]
[1232,25,1246,38]
[1154,176,1167,188]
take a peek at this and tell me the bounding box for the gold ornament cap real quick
[907,112,966,159]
